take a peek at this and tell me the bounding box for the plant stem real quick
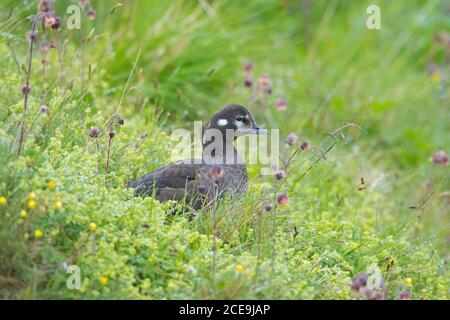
[211,189,217,297]
[271,179,277,278]
[105,121,114,172]
[17,17,39,156]
[255,209,262,277]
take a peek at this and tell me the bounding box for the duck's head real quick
[204,104,267,139]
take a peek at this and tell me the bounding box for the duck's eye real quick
[236,115,244,122]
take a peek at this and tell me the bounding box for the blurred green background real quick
[3,0,449,166]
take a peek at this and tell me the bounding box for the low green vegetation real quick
[0,0,448,299]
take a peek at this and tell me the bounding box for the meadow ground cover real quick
[0,0,448,299]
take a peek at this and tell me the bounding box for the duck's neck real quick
[202,140,244,165]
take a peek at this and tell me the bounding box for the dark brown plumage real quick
[128,104,266,209]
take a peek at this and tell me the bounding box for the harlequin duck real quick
[128,104,266,209]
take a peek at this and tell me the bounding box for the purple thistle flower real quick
[399,291,411,300]
[275,100,288,111]
[51,16,61,30]
[351,273,368,293]
[87,8,96,21]
[42,12,57,28]
[432,150,448,166]
[39,0,51,13]
[244,78,253,88]
[284,133,298,147]
[277,194,289,206]
[275,170,286,180]
[258,75,270,87]
[39,38,50,54]
[39,105,49,114]
[79,0,89,9]
[301,141,309,150]
[244,61,253,72]
[21,84,31,95]
[27,31,38,42]
[89,127,100,138]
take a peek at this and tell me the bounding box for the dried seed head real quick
[371,292,383,300]
[89,127,100,138]
[399,291,411,300]
[39,0,51,12]
[284,133,298,147]
[277,194,289,206]
[244,61,253,72]
[43,12,57,28]
[39,105,49,114]
[300,141,309,150]
[40,40,50,54]
[51,16,61,30]
[27,31,38,42]
[432,150,448,166]
[275,170,286,180]
[275,100,288,111]
[258,75,270,87]
[79,0,89,9]
[21,84,31,95]
[352,273,368,291]
[87,8,96,21]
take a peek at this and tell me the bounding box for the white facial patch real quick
[217,119,228,126]
[235,120,245,129]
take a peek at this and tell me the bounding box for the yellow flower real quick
[28,192,36,199]
[89,222,97,232]
[404,278,413,286]
[55,201,62,209]
[34,229,43,239]
[431,71,441,83]
[28,200,37,209]
[48,180,57,189]
[235,264,244,273]
[20,210,27,219]
[99,276,109,285]
[0,196,7,205]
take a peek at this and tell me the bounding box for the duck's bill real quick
[251,123,268,135]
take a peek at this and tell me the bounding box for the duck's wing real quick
[128,160,203,200]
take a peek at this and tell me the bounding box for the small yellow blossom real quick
[55,200,63,209]
[99,276,109,285]
[0,196,7,205]
[28,200,37,209]
[48,180,57,189]
[28,192,36,199]
[34,229,43,239]
[235,264,244,273]
[404,278,413,286]
[20,210,27,219]
[89,222,97,232]
[431,71,441,83]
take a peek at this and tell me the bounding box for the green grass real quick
[0,0,448,299]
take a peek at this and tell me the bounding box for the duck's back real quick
[128,161,247,209]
